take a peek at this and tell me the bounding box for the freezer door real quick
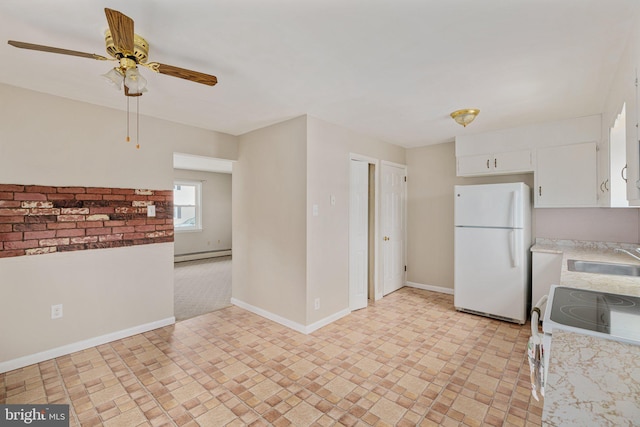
[454,227,528,323]
[454,183,525,228]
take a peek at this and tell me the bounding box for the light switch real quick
[330,195,336,206]
[147,205,156,217]
[312,204,319,216]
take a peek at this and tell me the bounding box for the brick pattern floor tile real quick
[1,288,544,426]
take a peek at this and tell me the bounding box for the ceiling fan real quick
[7,8,218,97]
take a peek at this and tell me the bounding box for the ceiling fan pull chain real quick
[136,96,140,149]
[126,96,130,142]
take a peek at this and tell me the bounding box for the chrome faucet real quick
[615,248,640,262]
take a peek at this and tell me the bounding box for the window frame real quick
[173,180,203,232]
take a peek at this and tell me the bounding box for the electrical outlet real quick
[314,298,320,310]
[51,304,63,320]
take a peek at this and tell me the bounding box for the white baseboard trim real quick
[230,298,350,335]
[405,281,454,295]
[0,317,175,374]
[174,250,232,263]
[306,308,351,334]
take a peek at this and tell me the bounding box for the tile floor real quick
[1,288,544,426]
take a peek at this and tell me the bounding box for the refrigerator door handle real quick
[511,190,521,228]
[510,229,520,268]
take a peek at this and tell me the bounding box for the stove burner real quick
[559,305,610,333]
[568,290,636,308]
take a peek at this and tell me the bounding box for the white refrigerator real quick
[454,183,532,324]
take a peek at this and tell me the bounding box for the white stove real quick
[543,285,640,345]
[537,285,640,388]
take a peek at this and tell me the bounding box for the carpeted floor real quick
[173,256,232,321]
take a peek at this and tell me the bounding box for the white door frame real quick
[380,160,407,297]
[349,153,380,304]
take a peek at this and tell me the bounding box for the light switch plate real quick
[51,304,63,319]
[147,205,156,217]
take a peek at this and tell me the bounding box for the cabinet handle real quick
[622,164,628,182]
[486,159,490,169]
[494,158,497,168]
[604,179,609,191]
[538,186,542,197]
[600,181,605,193]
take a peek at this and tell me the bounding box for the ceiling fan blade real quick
[104,8,134,54]
[8,40,110,61]
[154,63,218,86]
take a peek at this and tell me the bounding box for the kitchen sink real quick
[567,259,640,277]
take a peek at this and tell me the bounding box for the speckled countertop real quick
[531,238,640,296]
[530,239,640,425]
[543,330,640,426]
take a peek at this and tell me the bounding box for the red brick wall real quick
[0,184,173,258]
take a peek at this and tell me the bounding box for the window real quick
[173,181,202,231]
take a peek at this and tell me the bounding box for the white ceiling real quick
[0,0,638,148]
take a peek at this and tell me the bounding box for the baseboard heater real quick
[174,249,232,263]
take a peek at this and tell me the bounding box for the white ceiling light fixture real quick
[123,67,147,94]
[101,67,124,90]
[450,109,480,127]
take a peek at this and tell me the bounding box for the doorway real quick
[172,152,234,321]
[349,157,376,310]
[349,157,407,309]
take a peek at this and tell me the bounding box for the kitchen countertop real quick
[530,239,640,425]
[543,330,640,426]
[531,238,640,296]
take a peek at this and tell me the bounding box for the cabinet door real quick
[457,154,492,176]
[457,150,533,177]
[609,107,628,207]
[535,142,597,207]
[532,252,562,309]
[494,150,533,174]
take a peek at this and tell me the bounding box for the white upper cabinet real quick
[455,115,602,208]
[598,103,629,207]
[535,142,598,208]
[457,150,533,177]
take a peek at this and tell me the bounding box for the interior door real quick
[349,160,369,311]
[381,163,406,296]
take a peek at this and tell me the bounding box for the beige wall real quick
[173,169,232,255]
[306,116,405,324]
[0,244,173,362]
[406,141,640,290]
[535,208,640,243]
[406,142,533,289]
[232,115,406,328]
[232,116,308,325]
[0,84,237,368]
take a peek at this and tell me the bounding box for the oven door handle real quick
[531,295,548,342]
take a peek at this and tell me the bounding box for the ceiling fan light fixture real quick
[450,109,480,127]
[101,67,124,90]
[124,67,147,94]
